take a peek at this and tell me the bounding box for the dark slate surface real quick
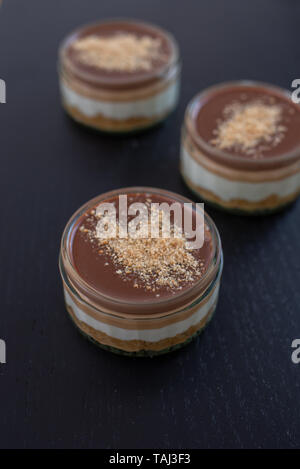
[0,0,299,449]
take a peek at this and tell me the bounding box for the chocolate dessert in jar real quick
[59,187,223,356]
[180,81,300,214]
[58,19,180,133]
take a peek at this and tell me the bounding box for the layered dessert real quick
[59,20,180,132]
[181,81,300,213]
[59,188,223,356]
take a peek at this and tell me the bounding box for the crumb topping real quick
[210,100,287,156]
[79,202,207,293]
[72,33,167,72]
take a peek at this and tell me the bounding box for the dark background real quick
[0,0,300,449]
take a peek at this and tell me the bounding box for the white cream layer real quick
[181,146,300,202]
[60,79,179,120]
[64,283,219,342]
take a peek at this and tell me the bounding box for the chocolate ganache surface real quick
[70,192,213,306]
[195,83,300,160]
[62,20,176,89]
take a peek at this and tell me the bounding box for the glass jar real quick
[59,187,223,356]
[58,19,181,133]
[180,81,300,214]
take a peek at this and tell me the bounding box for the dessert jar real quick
[58,19,181,133]
[59,187,223,356]
[180,81,300,214]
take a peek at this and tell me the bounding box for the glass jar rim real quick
[59,187,222,316]
[58,18,180,90]
[185,80,300,171]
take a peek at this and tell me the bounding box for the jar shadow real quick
[78,320,212,391]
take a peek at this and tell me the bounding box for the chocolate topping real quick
[194,83,300,160]
[70,192,213,305]
[61,20,177,89]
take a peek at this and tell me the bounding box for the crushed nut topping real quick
[73,33,167,72]
[80,202,207,293]
[211,100,287,156]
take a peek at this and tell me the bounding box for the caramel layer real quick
[183,133,300,183]
[67,303,215,352]
[182,173,300,211]
[63,102,168,131]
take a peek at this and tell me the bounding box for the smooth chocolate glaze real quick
[62,20,176,89]
[195,83,300,159]
[70,192,213,305]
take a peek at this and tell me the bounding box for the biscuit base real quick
[66,304,216,357]
[63,102,171,133]
[182,173,300,214]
